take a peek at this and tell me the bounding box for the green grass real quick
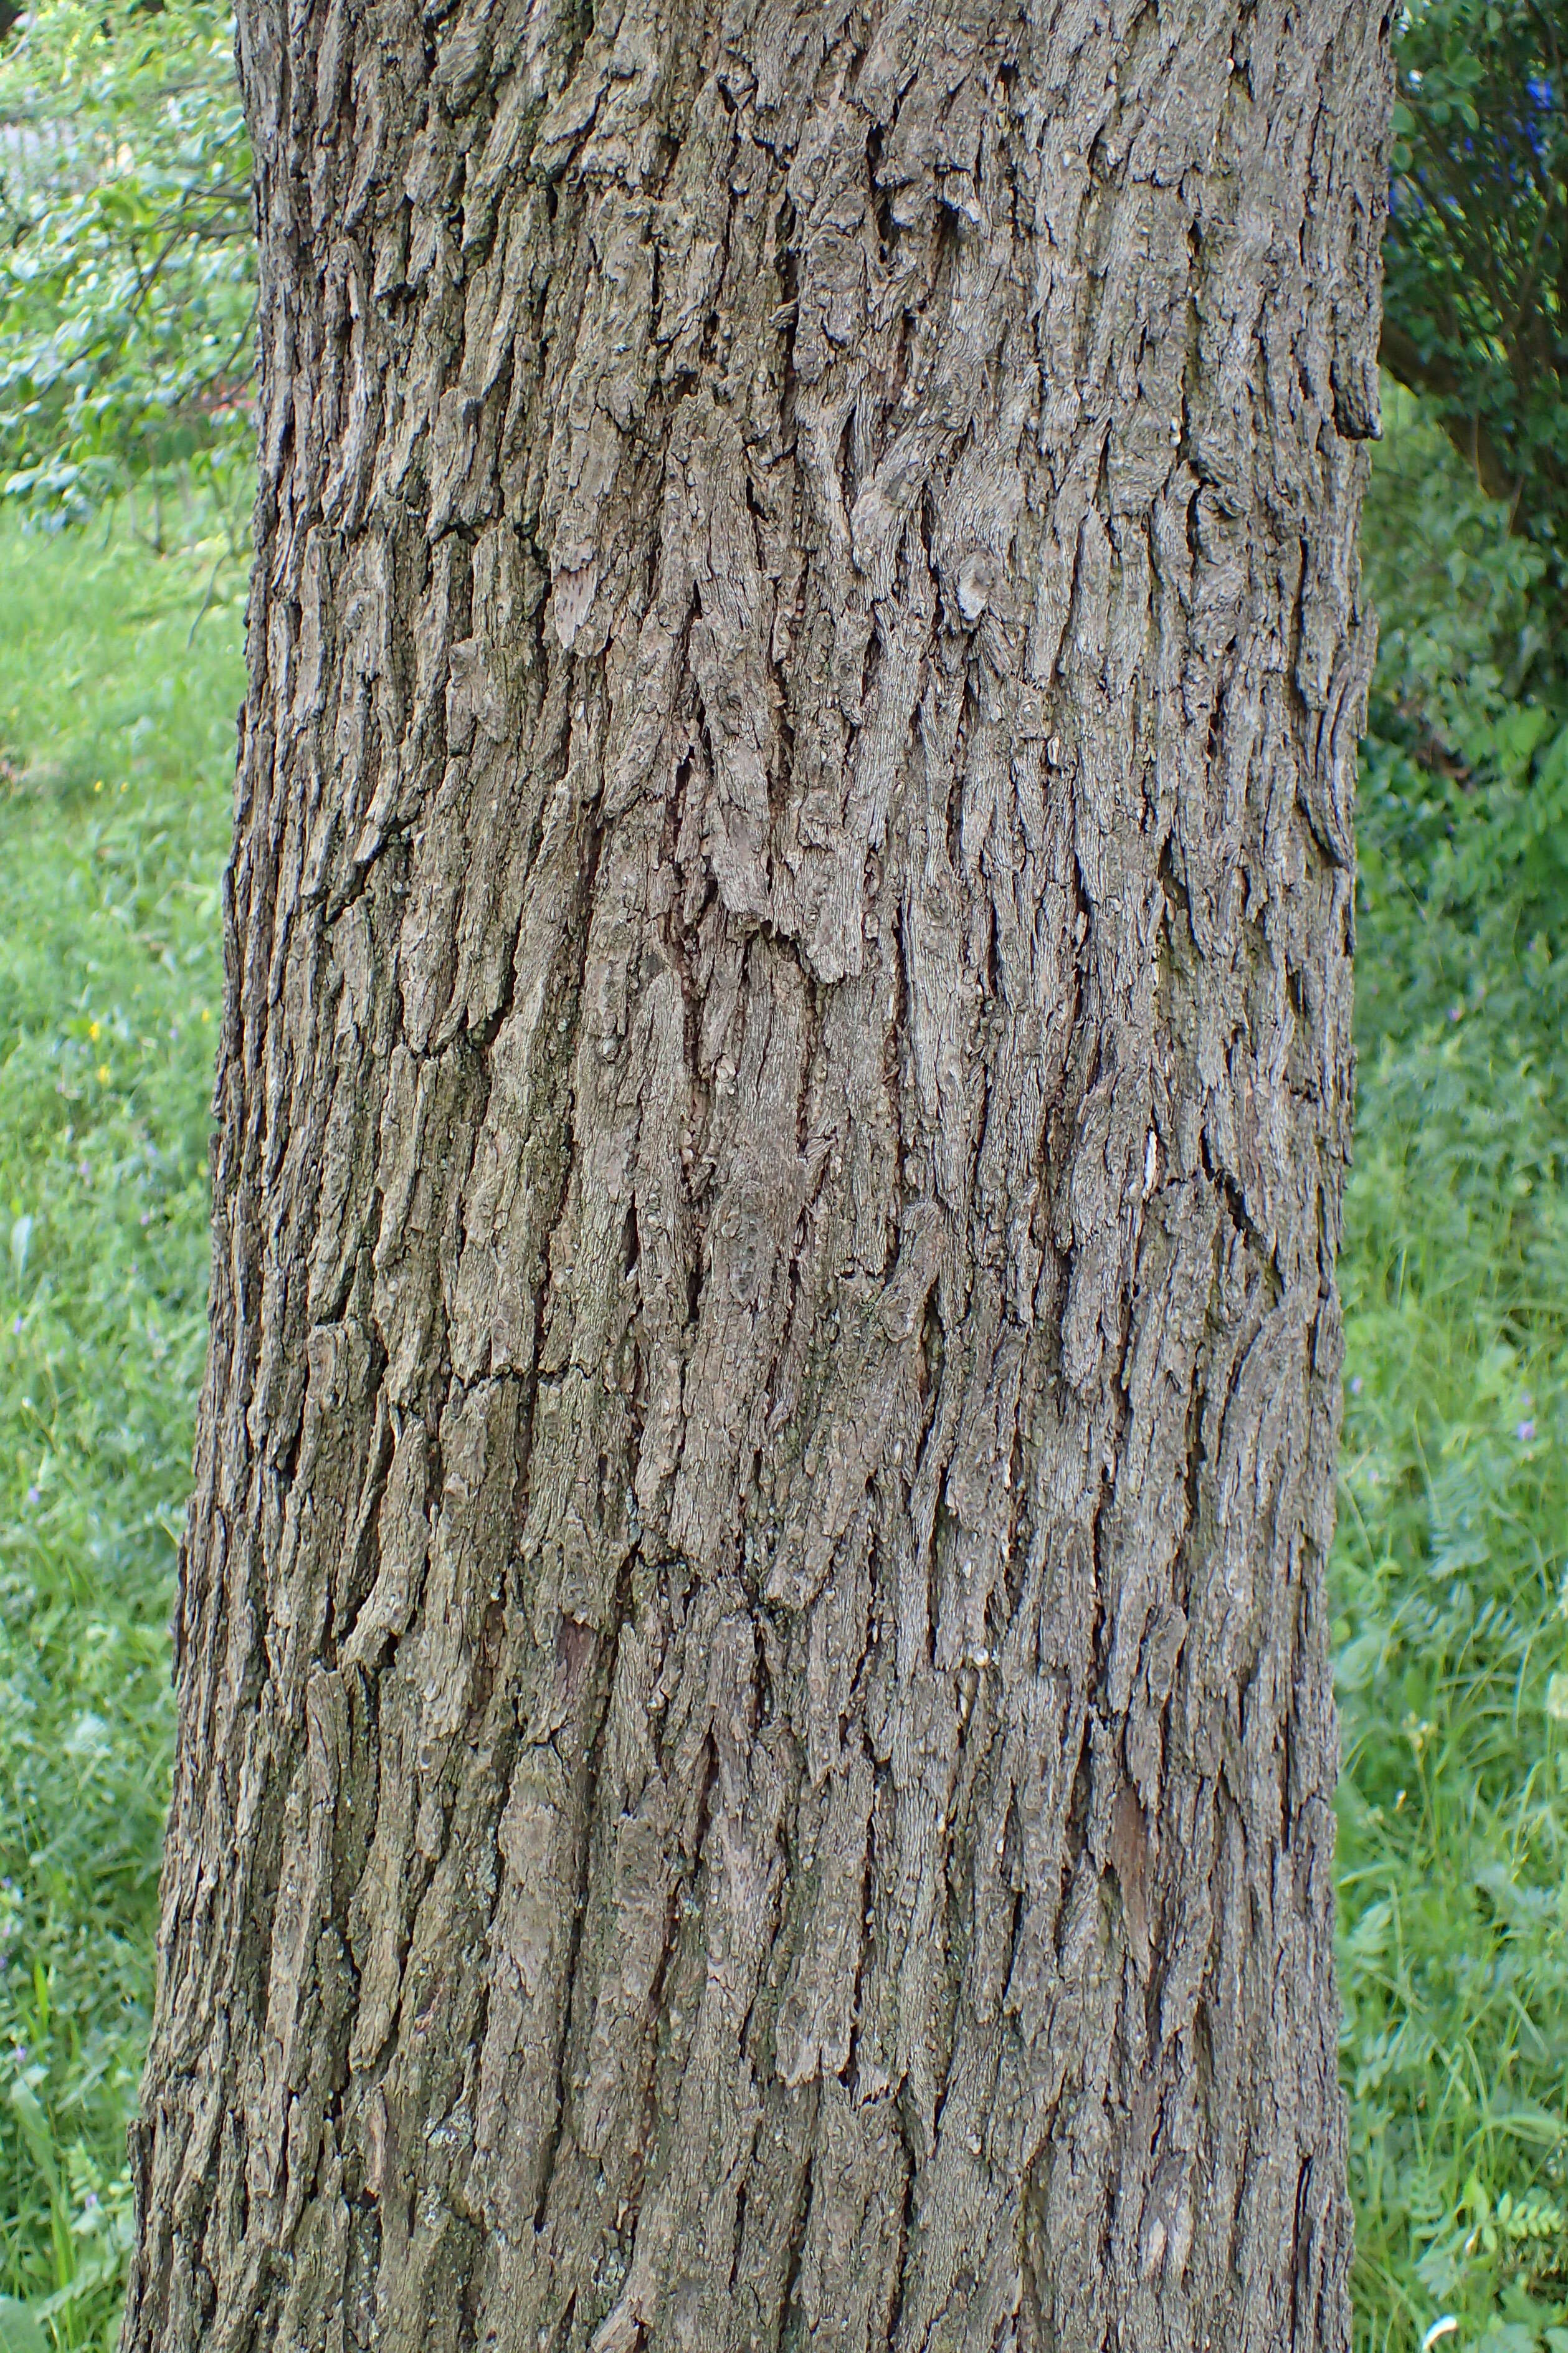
[0,508,242,2351]
[1338,391,1568,2353]
[0,405,1564,2353]
[1336,973,1568,2353]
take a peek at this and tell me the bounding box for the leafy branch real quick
[0,0,255,524]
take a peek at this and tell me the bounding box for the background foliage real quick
[1383,0,1568,635]
[0,0,252,525]
[1,1,1567,2351]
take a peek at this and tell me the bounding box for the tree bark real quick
[123,3,1389,2349]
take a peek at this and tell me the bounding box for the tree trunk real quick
[123,2,1389,2349]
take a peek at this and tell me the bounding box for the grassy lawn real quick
[0,408,1564,2352]
[1336,955,1568,2352]
[0,510,242,2351]
[1337,398,1568,2353]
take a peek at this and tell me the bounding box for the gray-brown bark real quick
[123,3,1390,2349]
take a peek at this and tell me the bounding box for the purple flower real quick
[9,1317,19,1337]
[1518,1420,1536,1444]
[1350,1376,1363,1396]
[26,1485,39,1506]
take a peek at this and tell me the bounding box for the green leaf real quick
[0,2299,49,2353]
[9,2079,61,2195]
[1483,2096,1568,2146]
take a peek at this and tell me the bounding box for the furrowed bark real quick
[123,3,1391,2349]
